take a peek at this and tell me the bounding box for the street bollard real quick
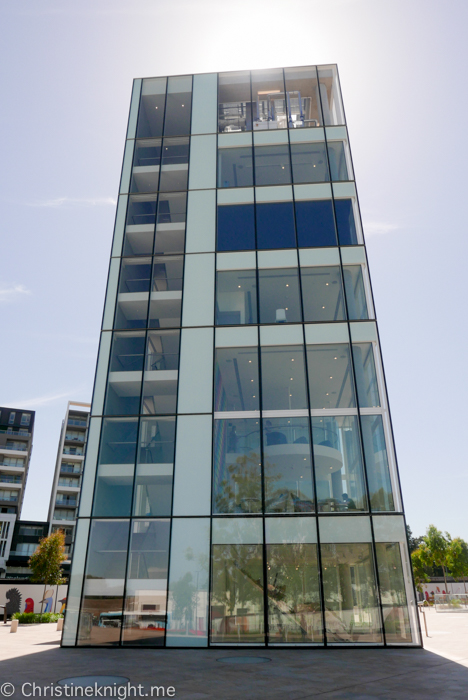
[10,619,18,633]
[57,617,64,632]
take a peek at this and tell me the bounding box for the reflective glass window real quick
[327,141,349,181]
[321,543,382,643]
[258,268,302,324]
[151,256,183,292]
[261,345,308,411]
[212,418,261,514]
[306,344,356,409]
[141,332,179,415]
[126,194,157,229]
[130,140,161,193]
[267,544,323,643]
[300,266,346,322]
[145,329,180,371]
[256,202,296,249]
[211,544,265,643]
[343,265,368,319]
[217,204,255,251]
[375,543,412,643]
[218,71,252,133]
[284,66,322,128]
[159,138,189,192]
[133,417,175,517]
[78,520,130,646]
[290,142,329,184]
[263,417,314,513]
[295,200,337,247]
[154,192,186,255]
[137,78,166,139]
[311,415,367,512]
[118,258,152,294]
[216,269,257,325]
[105,331,145,416]
[317,66,345,126]
[352,343,380,408]
[214,346,259,412]
[334,199,358,245]
[163,76,192,137]
[109,331,145,373]
[254,145,292,186]
[217,147,254,188]
[93,418,138,517]
[251,69,287,130]
[361,415,394,512]
[122,519,170,646]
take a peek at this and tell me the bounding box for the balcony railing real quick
[0,429,30,437]
[61,465,81,474]
[3,444,27,452]
[0,494,18,502]
[67,419,87,427]
[55,499,77,507]
[0,475,22,484]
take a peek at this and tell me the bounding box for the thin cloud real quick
[4,390,84,410]
[0,284,31,303]
[27,196,116,209]
[363,221,400,236]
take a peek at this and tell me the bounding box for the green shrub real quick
[11,612,63,624]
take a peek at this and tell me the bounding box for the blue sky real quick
[1,0,467,539]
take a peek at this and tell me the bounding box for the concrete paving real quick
[0,609,467,699]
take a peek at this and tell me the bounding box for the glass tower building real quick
[63,65,421,648]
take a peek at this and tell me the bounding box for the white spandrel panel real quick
[177,327,213,414]
[172,415,212,516]
[181,253,215,327]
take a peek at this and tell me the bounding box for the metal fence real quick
[434,594,468,612]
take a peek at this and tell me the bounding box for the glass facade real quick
[64,66,421,649]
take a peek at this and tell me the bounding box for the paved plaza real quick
[0,609,467,699]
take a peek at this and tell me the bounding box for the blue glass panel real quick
[295,200,337,247]
[334,199,358,245]
[217,204,255,251]
[256,202,296,249]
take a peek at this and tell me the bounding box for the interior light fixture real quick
[258,90,281,95]
[329,376,333,379]
[238,285,241,288]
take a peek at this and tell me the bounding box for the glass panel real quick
[148,292,182,330]
[352,343,380,408]
[317,66,345,126]
[166,518,210,646]
[218,71,252,133]
[216,269,257,325]
[146,329,180,371]
[301,266,346,322]
[133,417,175,517]
[263,417,314,513]
[267,543,322,643]
[361,415,394,512]
[141,376,178,415]
[261,345,308,411]
[122,519,170,646]
[284,66,322,128]
[164,76,192,137]
[334,199,358,245]
[217,147,254,188]
[343,265,368,319]
[258,268,301,324]
[214,347,259,412]
[251,68,287,130]
[321,543,382,643]
[130,140,161,193]
[256,202,296,250]
[159,138,189,192]
[154,192,186,255]
[295,200,337,247]
[93,418,138,517]
[78,520,130,646]
[109,331,145,372]
[123,195,157,256]
[137,78,166,139]
[291,142,329,184]
[375,543,412,643]
[328,142,349,181]
[312,415,367,512]
[212,418,261,514]
[151,256,183,292]
[254,145,291,186]
[217,204,255,251]
[211,544,265,643]
[118,258,152,294]
[307,344,356,409]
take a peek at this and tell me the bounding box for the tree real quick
[411,548,430,593]
[446,538,468,594]
[406,525,423,553]
[420,525,450,592]
[29,530,67,614]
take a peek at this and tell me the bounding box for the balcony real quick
[64,434,85,443]
[58,478,80,488]
[67,419,87,428]
[0,474,22,485]
[55,498,77,507]
[3,443,28,452]
[61,464,81,474]
[0,429,30,437]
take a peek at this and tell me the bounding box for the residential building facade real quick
[63,65,421,648]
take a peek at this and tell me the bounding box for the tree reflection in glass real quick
[375,542,412,643]
[267,543,323,644]
[211,544,264,644]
